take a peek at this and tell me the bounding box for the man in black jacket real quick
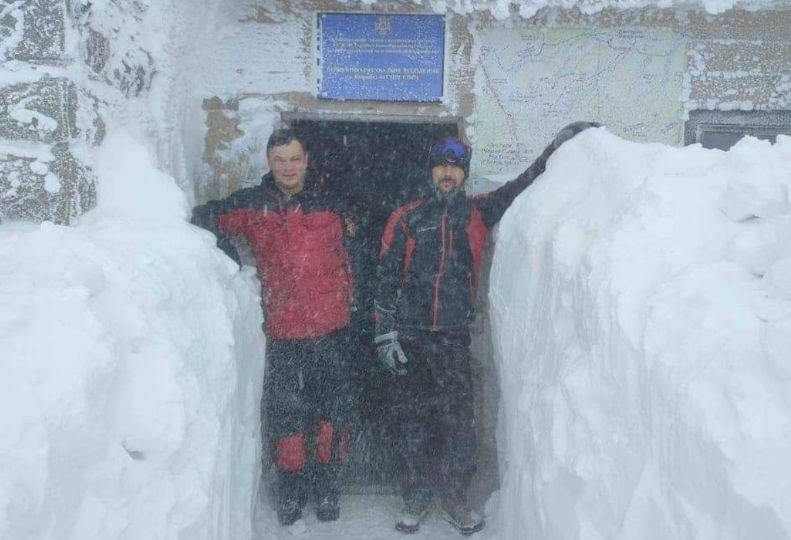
[375,122,598,535]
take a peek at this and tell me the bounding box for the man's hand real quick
[375,331,408,376]
[552,121,601,150]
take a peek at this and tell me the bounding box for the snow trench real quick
[3,126,791,540]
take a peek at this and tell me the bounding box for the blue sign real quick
[317,13,445,102]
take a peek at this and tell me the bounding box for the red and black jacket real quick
[376,144,554,333]
[191,172,354,340]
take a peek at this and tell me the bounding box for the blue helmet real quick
[429,137,472,177]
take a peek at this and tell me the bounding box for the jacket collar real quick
[431,184,467,205]
[260,170,320,199]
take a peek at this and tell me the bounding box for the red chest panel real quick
[219,208,352,339]
[466,205,488,291]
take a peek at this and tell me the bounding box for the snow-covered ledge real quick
[490,128,791,539]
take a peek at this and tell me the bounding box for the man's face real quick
[268,140,308,194]
[431,163,466,194]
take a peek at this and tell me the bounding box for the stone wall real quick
[0,0,97,224]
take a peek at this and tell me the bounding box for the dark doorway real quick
[289,117,460,490]
[292,118,458,230]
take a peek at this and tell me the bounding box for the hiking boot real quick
[277,497,303,526]
[277,471,308,526]
[316,493,339,522]
[395,500,431,534]
[441,501,485,535]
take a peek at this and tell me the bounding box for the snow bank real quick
[491,129,791,539]
[0,130,265,539]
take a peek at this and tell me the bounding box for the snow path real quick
[253,495,497,540]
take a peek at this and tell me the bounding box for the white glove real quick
[375,331,408,376]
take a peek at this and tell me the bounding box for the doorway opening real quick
[286,115,499,505]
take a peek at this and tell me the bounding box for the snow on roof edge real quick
[341,0,791,18]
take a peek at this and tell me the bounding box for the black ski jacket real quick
[376,143,555,333]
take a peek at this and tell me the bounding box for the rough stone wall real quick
[70,0,156,98]
[685,32,791,111]
[0,0,100,225]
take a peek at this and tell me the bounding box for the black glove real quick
[552,121,601,150]
[374,331,408,375]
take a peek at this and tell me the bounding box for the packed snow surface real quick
[0,130,265,540]
[491,129,791,539]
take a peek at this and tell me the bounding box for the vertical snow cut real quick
[491,129,791,540]
[0,130,266,540]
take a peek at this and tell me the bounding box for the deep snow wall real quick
[1,1,269,538]
[0,129,266,540]
[490,129,791,539]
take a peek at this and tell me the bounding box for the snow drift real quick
[0,130,265,540]
[491,129,791,539]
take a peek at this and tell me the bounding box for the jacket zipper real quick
[432,208,448,330]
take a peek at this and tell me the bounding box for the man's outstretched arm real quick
[476,121,600,227]
[191,193,247,266]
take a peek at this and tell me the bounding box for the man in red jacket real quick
[375,122,598,535]
[192,129,355,526]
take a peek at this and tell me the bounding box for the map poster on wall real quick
[471,27,687,177]
[317,13,445,102]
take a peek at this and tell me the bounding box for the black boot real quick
[395,488,432,533]
[440,490,484,536]
[316,492,339,522]
[441,499,484,535]
[277,471,307,526]
[313,465,340,521]
[277,498,302,526]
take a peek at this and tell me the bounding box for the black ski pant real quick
[387,329,477,507]
[263,327,355,504]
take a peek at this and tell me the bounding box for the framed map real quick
[473,27,687,176]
